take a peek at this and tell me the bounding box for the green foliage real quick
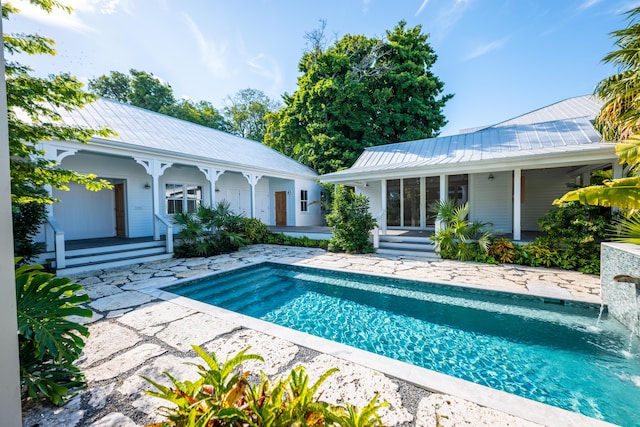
[487,238,519,264]
[4,1,114,206]
[173,202,247,258]
[326,186,376,254]
[15,260,92,406]
[89,69,231,131]
[238,217,272,244]
[264,20,452,174]
[611,213,640,244]
[144,345,389,427]
[263,232,330,249]
[430,200,492,262]
[13,198,47,262]
[223,88,281,142]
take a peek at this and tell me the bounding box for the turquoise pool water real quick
[163,262,640,426]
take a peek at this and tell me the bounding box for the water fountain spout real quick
[613,275,640,291]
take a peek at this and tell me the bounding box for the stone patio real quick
[21,245,605,427]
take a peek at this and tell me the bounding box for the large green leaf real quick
[616,135,640,169]
[555,176,640,209]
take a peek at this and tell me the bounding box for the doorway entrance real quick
[275,191,287,226]
[114,182,126,237]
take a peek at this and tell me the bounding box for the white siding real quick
[522,168,574,230]
[216,172,251,217]
[270,178,295,226]
[357,182,382,218]
[53,182,115,239]
[56,152,153,238]
[294,178,324,226]
[470,171,513,233]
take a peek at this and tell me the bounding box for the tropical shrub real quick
[430,199,492,262]
[173,201,247,257]
[15,259,92,406]
[13,195,47,262]
[238,217,271,244]
[264,232,329,249]
[487,238,520,264]
[325,185,376,254]
[144,345,389,427]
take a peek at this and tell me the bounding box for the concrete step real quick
[376,248,440,259]
[55,253,174,276]
[379,241,435,252]
[65,240,165,257]
[60,246,167,267]
[379,235,434,244]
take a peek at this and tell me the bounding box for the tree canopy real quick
[264,20,453,174]
[4,0,113,206]
[88,69,231,131]
[223,88,281,142]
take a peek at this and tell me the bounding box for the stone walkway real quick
[22,245,604,427]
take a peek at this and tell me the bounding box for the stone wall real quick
[601,242,640,336]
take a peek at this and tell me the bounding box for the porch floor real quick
[65,236,157,251]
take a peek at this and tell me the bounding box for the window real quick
[166,184,202,214]
[300,190,308,212]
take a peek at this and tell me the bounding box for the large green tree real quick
[264,20,452,174]
[5,1,113,207]
[89,69,232,131]
[223,88,280,142]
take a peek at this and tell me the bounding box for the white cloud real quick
[362,0,372,13]
[464,37,509,60]
[578,0,601,9]
[415,0,429,16]
[183,13,229,79]
[247,53,283,93]
[12,0,129,32]
[431,0,474,41]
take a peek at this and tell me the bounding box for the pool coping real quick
[140,260,616,427]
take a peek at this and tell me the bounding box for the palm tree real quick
[557,6,640,242]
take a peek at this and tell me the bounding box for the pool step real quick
[173,268,274,300]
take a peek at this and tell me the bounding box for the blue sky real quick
[5,0,639,135]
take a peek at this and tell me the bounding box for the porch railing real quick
[46,216,66,269]
[372,209,386,249]
[155,213,174,254]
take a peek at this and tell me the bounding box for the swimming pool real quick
[162,262,640,426]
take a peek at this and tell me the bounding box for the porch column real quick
[41,144,76,252]
[135,158,173,240]
[242,172,262,218]
[513,168,522,241]
[380,179,387,233]
[613,161,624,180]
[437,174,447,231]
[0,25,22,422]
[198,167,225,207]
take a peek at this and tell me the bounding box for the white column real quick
[380,179,387,234]
[613,161,624,180]
[0,9,23,422]
[135,158,173,240]
[198,167,224,207]
[437,174,447,231]
[40,145,76,251]
[420,177,426,229]
[242,173,262,218]
[513,168,522,241]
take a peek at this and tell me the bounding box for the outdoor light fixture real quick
[144,182,151,189]
[488,173,495,182]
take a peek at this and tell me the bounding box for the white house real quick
[36,98,324,273]
[321,96,619,243]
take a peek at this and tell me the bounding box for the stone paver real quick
[22,244,603,427]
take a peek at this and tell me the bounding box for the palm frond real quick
[555,176,640,209]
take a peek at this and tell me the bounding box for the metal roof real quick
[322,95,615,181]
[51,98,317,178]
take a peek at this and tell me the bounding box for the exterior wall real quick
[216,172,251,217]
[521,168,574,231]
[294,178,324,226]
[269,178,295,226]
[357,182,382,218]
[469,171,513,234]
[53,152,153,239]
